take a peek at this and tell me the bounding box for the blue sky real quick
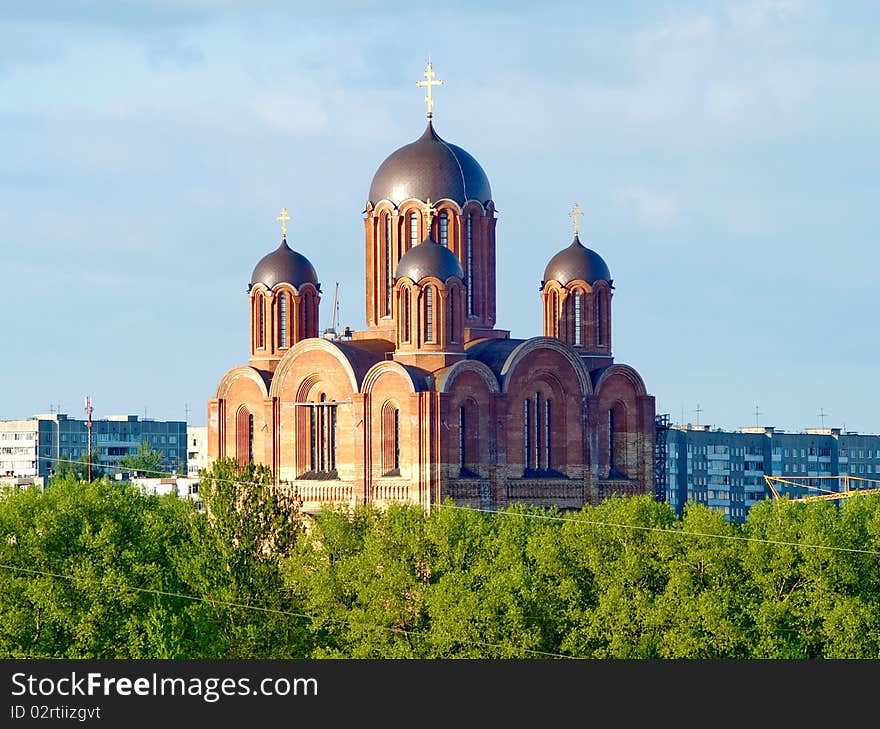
[2,1,878,433]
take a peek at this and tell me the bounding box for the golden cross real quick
[424,198,436,228]
[276,207,291,239]
[416,61,444,118]
[568,202,584,235]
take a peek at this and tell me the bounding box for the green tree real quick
[173,458,310,658]
[0,474,196,658]
[121,441,170,477]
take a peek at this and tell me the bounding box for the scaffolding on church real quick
[653,413,670,503]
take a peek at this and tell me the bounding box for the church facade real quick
[207,65,656,513]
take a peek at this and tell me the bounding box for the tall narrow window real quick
[401,288,411,343]
[425,287,434,342]
[439,211,448,246]
[608,408,615,472]
[257,294,265,349]
[279,293,288,348]
[319,394,327,472]
[544,399,551,471]
[551,290,559,337]
[574,291,582,346]
[236,407,253,466]
[409,212,418,248]
[459,405,466,470]
[524,399,532,471]
[382,403,401,475]
[466,215,474,316]
[596,293,604,345]
[385,214,393,316]
[534,393,542,470]
[449,289,457,343]
[302,293,310,339]
[393,408,400,471]
[309,406,317,471]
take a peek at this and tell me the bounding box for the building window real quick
[308,396,337,475]
[550,290,559,337]
[279,293,288,348]
[439,211,448,247]
[425,286,434,342]
[410,212,419,248]
[466,215,474,317]
[382,402,400,475]
[609,403,627,477]
[401,287,411,343]
[545,398,552,470]
[257,294,265,349]
[385,214,393,316]
[524,399,532,471]
[236,407,253,466]
[450,288,457,343]
[574,290,582,346]
[596,292,604,346]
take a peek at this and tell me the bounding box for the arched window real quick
[382,402,401,475]
[439,211,448,247]
[550,289,559,337]
[302,292,310,339]
[256,294,265,349]
[279,293,288,348]
[574,291,582,347]
[384,214,393,316]
[449,288,457,344]
[596,292,604,346]
[236,407,254,466]
[308,394,337,475]
[466,215,474,317]
[424,286,434,342]
[409,212,419,249]
[401,287,411,343]
[609,403,627,477]
[458,401,478,477]
[544,399,552,470]
[524,399,532,471]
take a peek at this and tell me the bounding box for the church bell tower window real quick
[439,211,448,247]
[409,212,418,249]
[279,293,288,348]
[425,287,434,342]
[466,215,474,317]
[385,214,393,316]
[574,291,582,347]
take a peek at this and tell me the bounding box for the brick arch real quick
[594,364,648,399]
[269,337,360,399]
[379,398,402,475]
[500,337,592,397]
[435,360,500,394]
[215,366,270,400]
[361,361,421,395]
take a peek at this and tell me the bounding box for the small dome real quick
[250,239,319,290]
[395,236,464,283]
[368,121,492,207]
[543,235,611,287]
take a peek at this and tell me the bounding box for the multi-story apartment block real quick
[0,413,187,485]
[664,424,880,523]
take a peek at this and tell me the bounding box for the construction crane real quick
[323,282,340,340]
[764,474,880,503]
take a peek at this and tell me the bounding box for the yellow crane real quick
[764,474,880,502]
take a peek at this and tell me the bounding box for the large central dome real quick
[368,121,492,208]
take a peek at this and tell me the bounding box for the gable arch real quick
[215,366,270,400]
[269,337,360,399]
[500,337,591,397]
[435,359,500,394]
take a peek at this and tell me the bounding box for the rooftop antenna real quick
[323,282,340,340]
[84,395,93,481]
[755,404,762,428]
[184,403,191,423]
[818,407,827,428]
[693,404,703,426]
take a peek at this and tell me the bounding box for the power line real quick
[0,563,579,660]
[23,456,880,558]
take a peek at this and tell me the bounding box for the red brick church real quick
[207,64,656,512]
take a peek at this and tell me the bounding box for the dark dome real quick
[368,121,492,207]
[395,236,464,283]
[543,235,611,286]
[250,239,319,290]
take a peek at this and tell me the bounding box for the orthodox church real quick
[207,64,656,512]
